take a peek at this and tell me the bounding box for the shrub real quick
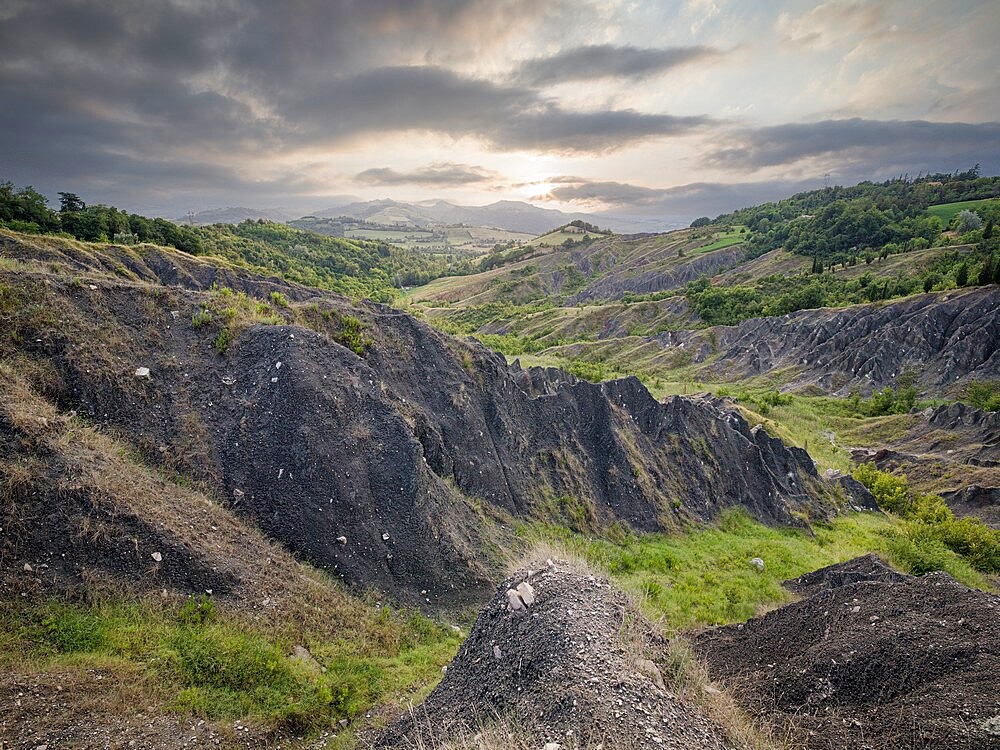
[270,291,290,309]
[178,595,215,626]
[853,463,1000,573]
[191,308,213,329]
[964,380,1000,412]
[853,463,911,514]
[213,328,230,354]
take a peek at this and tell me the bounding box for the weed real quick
[213,328,230,354]
[191,308,213,329]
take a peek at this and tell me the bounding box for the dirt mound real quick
[783,554,907,596]
[694,562,1000,749]
[377,565,730,749]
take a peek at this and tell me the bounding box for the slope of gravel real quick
[377,566,732,749]
[694,560,1000,750]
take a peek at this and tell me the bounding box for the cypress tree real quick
[956,262,969,287]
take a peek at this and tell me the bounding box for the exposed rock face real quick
[850,402,999,526]
[1,233,838,605]
[655,286,1000,396]
[377,566,730,749]
[941,486,1000,529]
[695,560,1000,750]
[568,245,743,304]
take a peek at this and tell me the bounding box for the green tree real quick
[58,192,86,212]
[955,262,969,287]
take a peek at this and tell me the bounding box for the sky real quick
[2,0,999,221]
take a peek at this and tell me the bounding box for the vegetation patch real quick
[4,596,460,735]
[525,508,991,631]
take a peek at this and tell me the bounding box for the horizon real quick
[3,1,999,221]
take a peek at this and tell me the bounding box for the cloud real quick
[281,65,714,153]
[776,0,888,49]
[512,45,722,87]
[355,163,499,186]
[706,118,1000,174]
[536,175,825,218]
[533,176,672,207]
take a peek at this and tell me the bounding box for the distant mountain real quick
[177,206,297,225]
[312,199,682,235]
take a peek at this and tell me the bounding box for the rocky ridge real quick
[650,286,1000,395]
[1,231,841,607]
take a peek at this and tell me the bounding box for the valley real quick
[1,171,999,750]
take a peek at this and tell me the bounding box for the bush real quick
[964,380,1000,412]
[178,595,215,626]
[853,463,1000,573]
[853,463,910,514]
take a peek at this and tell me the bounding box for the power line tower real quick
[186,211,195,225]
[823,173,831,189]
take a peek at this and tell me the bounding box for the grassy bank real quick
[0,595,460,739]
[524,508,992,631]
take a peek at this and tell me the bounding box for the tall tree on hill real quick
[955,262,969,287]
[58,192,85,212]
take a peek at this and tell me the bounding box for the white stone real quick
[516,581,536,606]
[151,551,163,562]
[749,557,765,572]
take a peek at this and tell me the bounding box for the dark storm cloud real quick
[513,45,722,86]
[0,0,712,211]
[356,163,499,186]
[707,118,1000,174]
[278,65,713,152]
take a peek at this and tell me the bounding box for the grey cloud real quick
[0,0,711,215]
[707,118,1000,174]
[539,176,828,219]
[356,163,499,186]
[513,45,722,87]
[281,66,713,152]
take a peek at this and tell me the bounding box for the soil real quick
[694,558,1000,750]
[376,565,731,749]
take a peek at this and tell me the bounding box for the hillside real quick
[0,229,853,605]
[3,176,999,750]
[312,198,678,235]
[3,224,998,749]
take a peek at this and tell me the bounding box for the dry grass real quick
[662,638,800,750]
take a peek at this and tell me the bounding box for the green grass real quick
[526,509,991,631]
[927,198,999,225]
[2,597,460,734]
[693,232,744,253]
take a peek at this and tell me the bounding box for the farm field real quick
[927,198,999,225]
